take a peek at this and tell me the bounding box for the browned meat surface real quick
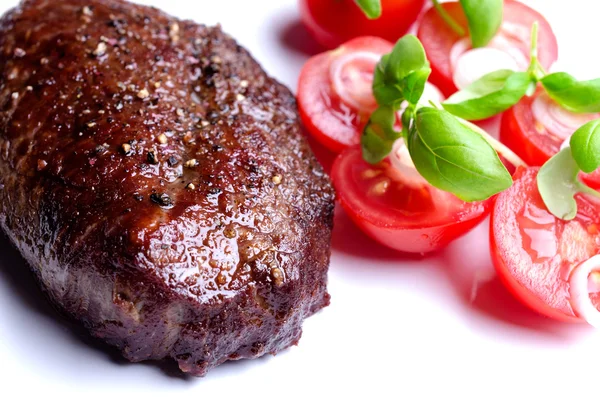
[0,0,334,376]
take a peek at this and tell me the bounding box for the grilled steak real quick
[0,0,334,376]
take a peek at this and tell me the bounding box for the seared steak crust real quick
[0,0,334,376]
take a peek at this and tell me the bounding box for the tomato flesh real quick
[417,0,558,96]
[499,89,600,187]
[332,146,491,253]
[300,0,425,50]
[491,167,600,322]
[297,37,393,153]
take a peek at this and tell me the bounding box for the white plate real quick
[1,0,599,395]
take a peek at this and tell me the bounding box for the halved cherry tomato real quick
[491,167,600,322]
[417,0,558,96]
[300,0,425,50]
[297,36,393,153]
[499,89,600,187]
[331,146,491,254]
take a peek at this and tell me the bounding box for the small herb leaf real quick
[459,0,503,48]
[373,55,403,106]
[373,35,430,106]
[537,147,581,220]
[361,105,401,164]
[354,0,382,19]
[402,68,432,106]
[408,107,512,201]
[541,72,600,113]
[443,70,532,120]
[570,119,600,173]
[386,35,429,82]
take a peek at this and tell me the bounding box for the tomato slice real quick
[417,0,558,96]
[331,146,491,254]
[499,89,600,187]
[491,167,600,322]
[297,37,393,153]
[299,0,426,50]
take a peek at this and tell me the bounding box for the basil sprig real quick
[362,34,513,202]
[355,0,382,19]
[432,0,502,48]
[363,35,431,162]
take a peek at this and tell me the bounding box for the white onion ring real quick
[500,21,531,43]
[329,51,380,111]
[531,92,598,140]
[387,138,428,188]
[452,47,520,90]
[450,22,530,90]
[569,255,600,328]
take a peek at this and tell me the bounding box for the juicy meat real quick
[0,0,334,376]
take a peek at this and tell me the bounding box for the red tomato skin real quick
[499,96,551,167]
[582,170,600,190]
[417,0,558,97]
[340,197,490,253]
[490,215,581,323]
[297,36,393,153]
[332,147,491,254]
[299,0,425,50]
[490,167,600,323]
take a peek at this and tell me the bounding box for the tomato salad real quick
[298,0,600,327]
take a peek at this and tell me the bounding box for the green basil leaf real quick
[541,72,600,113]
[442,70,532,120]
[372,35,430,106]
[537,147,581,220]
[460,0,503,48]
[385,35,429,83]
[373,55,403,106]
[361,105,401,164]
[408,107,512,201]
[402,68,432,106]
[570,119,600,173]
[354,0,382,19]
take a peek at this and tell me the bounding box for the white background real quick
[1,0,599,396]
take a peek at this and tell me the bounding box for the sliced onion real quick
[531,92,597,140]
[450,22,530,90]
[500,21,531,44]
[329,51,380,112]
[387,138,428,188]
[452,47,520,90]
[569,255,600,328]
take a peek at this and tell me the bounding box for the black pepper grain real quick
[150,192,172,206]
[147,150,158,164]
